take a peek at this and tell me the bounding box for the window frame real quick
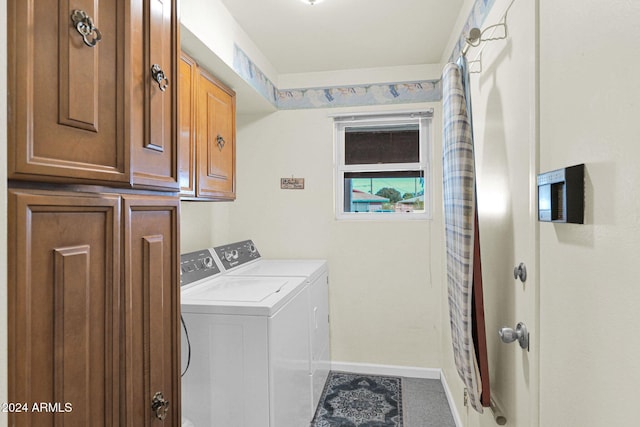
[333,111,433,221]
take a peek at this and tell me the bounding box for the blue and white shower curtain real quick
[442,57,486,413]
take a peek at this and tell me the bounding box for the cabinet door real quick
[197,70,236,200]
[8,0,128,184]
[122,195,180,426]
[129,0,179,190]
[8,189,121,426]
[178,52,198,197]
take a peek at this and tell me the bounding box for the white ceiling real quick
[219,0,465,74]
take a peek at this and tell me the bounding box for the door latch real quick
[513,262,527,283]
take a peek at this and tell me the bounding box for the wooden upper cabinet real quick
[7,0,178,191]
[8,1,126,183]
[196,68,237,200]
[178,54,236,201]
[197,70,236,200]
[178,52,198,197]
[130,0,179,190]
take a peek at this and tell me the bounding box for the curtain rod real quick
[329,109,434,121]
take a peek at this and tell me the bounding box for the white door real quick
[470,0,539,425]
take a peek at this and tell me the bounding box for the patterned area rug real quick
[311,371,403,427]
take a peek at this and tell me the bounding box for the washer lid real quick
[181,275,307,316]
[187,277,286,302]
[228,259,327,282]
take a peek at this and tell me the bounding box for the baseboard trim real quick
[440,371,464,427]
[330,361,441,380]
[330,361,464,427]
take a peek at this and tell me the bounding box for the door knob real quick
[498,322,529,350]
[513,262,527,282]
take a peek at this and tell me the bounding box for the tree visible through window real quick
[334,112,431,219]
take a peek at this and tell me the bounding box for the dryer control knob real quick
[224,250,239,262]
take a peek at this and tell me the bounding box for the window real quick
[334,111,432,220]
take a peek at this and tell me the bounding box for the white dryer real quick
[211,240,331,415]
[180,249,311,427]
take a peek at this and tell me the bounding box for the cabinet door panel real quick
[147,0,172,153]
[8,190,121,427]
[8,0,127,183]
[122,195,180,426]
[197,70,236,199]
[178,52,198,196]
[130,0,179,190]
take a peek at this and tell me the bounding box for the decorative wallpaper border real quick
[233,45,279,107]
[233,44,441,109]
[231,0,497,110]
[277,80,442,110]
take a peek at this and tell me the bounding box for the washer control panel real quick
[212,240,261,271]
[180,249,221,287]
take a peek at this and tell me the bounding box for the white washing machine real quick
[211,240,330,416]
[180,249,311,427]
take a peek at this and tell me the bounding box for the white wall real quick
[178,0,449,371]
[180,0,278,84]
[182,103,447,368]
[539,1,640,425]
[279,63,443,89]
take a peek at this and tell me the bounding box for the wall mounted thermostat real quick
[537,164,584,224]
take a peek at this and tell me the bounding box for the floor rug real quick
[311,371,403,427]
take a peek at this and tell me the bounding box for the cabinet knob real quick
[216,134,226,151]
[71,9,102,47]
[151,391,170,421]
[151,64,169,92]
